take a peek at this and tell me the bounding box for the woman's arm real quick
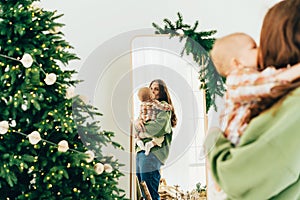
[142,111,172,138]
[275,62,300,82]
[227,63,300,103]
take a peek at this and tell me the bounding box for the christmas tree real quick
[153,13,226,112]
[0,0,126,199]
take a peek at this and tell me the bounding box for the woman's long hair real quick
[149,79,177,127]
[259,0,300,70]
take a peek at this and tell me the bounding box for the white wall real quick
[40,0,282,198]
[41,0,280,69]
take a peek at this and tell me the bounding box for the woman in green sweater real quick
[135,79,177,200]
[205,0,300,199]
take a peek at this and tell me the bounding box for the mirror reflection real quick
[131,35,207,199]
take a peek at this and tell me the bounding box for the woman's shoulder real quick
[273,84,300,107]
[239,85,300,145]
[278,85,300,110]
[287,84,300,96]
[255,85,300,118]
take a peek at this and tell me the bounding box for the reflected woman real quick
[135,79,177,200]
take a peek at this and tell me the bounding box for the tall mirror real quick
[130,35,208,199]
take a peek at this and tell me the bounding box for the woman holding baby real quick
[135,79,177,200]
[205,0,300,199]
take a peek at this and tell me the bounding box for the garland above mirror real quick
[153,12,226,112]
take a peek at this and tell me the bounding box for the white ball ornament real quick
[20,53,33,68]
[85,150,95,163]
[28,131,42,145]
[58,140,69,152]
[0,121,9,134]
[44,73,57,85]
[104,163,113,173]
[94,163,104,175]
[66,86,75,99]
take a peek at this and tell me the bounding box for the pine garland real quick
[153,12,225,112]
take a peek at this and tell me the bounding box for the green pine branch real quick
[153,12,225,112]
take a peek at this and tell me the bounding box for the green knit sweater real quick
[205,87,300,200]
[135,110,172,164]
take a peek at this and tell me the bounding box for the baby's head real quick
[138,87,154,102]
[210,32,258,77]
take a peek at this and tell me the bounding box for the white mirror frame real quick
[130,35,209,200]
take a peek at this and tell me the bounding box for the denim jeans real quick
[136,151,162,200]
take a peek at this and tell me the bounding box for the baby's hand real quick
[134,119,145,133]
[166,105,173,111]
